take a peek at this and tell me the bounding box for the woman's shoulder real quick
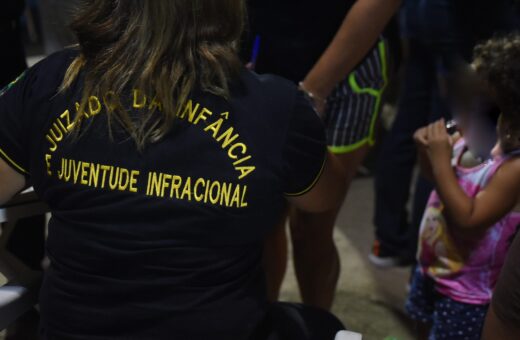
[244,70,294,87]
[23,48,80,96]
[40,48,80,66]
[31,48,79,77]
[230,69,302,126]
[236,69,298,103]
[228,69,321,144]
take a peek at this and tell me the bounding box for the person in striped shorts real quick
[245,0,401,310]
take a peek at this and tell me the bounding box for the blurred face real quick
[447,63,480,136]
[452,110,470,136]
[463,108,499,160]
[451,100,495,159]
[449,63,500,159]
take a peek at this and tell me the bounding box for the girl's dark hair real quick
[474,33,520,121]
[474,33,520,152]
[61,0,246,149]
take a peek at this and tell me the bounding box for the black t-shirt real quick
[0,50,327,339]
[243,0,399,83]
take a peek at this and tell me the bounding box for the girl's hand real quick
[414,126,429,148]
[415,126,434,181]
[427,119,453,164]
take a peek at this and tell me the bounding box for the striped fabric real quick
[324,38,390,154]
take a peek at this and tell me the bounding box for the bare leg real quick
[335,145,372,191]
[290,206,341,310]
[290,145,370,310]
[263,211,289,302]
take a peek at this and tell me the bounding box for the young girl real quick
[407,34,520,340]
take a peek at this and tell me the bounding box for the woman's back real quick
[0,49,327,338]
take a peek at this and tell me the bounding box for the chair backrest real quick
[335,331,363,340]
[0,249,42,330]
[0,191,47,329]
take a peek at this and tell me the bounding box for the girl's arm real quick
[0,158,26,206]
[427,120,520,230]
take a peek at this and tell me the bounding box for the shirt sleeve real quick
[283,91,327,196]
[0,71,32,176]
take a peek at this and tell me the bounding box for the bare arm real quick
[288,152,346,213]
[0,158,25,206]
[302,0,402,102]
[427,120,520,230]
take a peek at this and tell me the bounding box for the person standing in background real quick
[244,0,402,310]
[371,0,520,268]
[39,0,79,54]
[0,0,27,87]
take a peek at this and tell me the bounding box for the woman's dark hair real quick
[61,0,246,149]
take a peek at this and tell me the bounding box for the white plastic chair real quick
[0,190,47,329]
[0,251,41,330]
[335,330,363,340]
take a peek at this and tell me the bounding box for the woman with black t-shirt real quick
[243,0,401,310]
[0,1,346,339]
